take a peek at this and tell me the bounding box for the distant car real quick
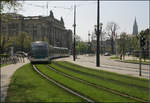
[104,52,110,56]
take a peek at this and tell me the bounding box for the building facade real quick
[1,11,72,49]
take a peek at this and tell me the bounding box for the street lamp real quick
[95,23,103,67]
[73,5,76,61]
[88,32,91,42]
[100,23,103,55]
[88,32,91,54]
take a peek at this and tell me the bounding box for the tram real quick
[29,41,70,63]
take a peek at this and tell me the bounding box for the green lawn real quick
[110,56,149,65]
[51,61,149,101]
[37,64,137,102]
[6,62,149,102]
[6,63,85,102]
[0,64,10,68]
[123,60,150,65]
[110,56,120,59]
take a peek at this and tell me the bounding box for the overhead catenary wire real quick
[64,6,73,19]
[26,1,96,17]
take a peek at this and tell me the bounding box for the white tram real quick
[29,41,70,63]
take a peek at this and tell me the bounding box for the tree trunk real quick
[111,36,114,54]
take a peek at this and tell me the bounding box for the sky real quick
[4,1,149,41]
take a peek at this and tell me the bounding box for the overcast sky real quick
[4,1,149,41]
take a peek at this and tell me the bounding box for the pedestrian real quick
[18,54,21,63]
[22,54,25,63]
[120,53,122,60]
[11,56,15,64]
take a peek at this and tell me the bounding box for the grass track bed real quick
[55,62,148,90]
[62,61,148,87]
[37,64,137,102]
[6,64,85,102]
[53,61,149,101]
[48,64,147,102]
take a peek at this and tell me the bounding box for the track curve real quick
[32,64,95,103]
[48,63,148,103]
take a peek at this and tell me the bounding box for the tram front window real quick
[32,45,48,58]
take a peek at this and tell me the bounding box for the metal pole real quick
[47,2,48,16]
[32,24,35,41]
[88,32,90,54]
[0,1,1,45]
[139,49,142,76]
[96,0,100,67]
[21,17,24,51]
[101,31,102,54]
[149,26,150,103]
[21,17,24,32]
[139,37,142,76]
[116,34,118,56]
[73,5,76,61]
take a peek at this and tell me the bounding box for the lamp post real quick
[100,24,103,55]
[73,5,76,61]
[88,32,91,54]
[95,23,103,67]
[97,0,100,67]
[115,33,118,56]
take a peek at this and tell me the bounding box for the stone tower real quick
[132,17,138,35]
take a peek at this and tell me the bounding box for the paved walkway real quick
[0,58,29,103]
[56,55,150,79]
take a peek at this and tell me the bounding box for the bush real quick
[0,54,10,58]
[110,56,120,59]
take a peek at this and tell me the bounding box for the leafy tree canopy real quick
[1,0,23,12]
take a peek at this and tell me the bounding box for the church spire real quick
[132,17,138,35]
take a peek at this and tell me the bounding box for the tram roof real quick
[31,41,68,50]
[32,41,48,45]
[53,46,68,50]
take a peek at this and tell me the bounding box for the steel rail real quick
[75,60,149,75]
[47,64,148,103]
[102,62,149,71]
[32,64,95,103]
[62,61,149,82]
[54,62,149,90]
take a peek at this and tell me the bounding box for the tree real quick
[138,29,150,61]
[75,35,82,42]
[118,32,129,60]
[144,28,149,59]
[1,0,22,12]
[74,35,88,55]
[105,22,119,54]
[16,32,32,52]
[0,35,7,53]
[0,0,23,54]
[0,32,32,53]
[76,42,88,54]
[131,35,139,51]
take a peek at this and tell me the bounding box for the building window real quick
[8,23,16,29]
